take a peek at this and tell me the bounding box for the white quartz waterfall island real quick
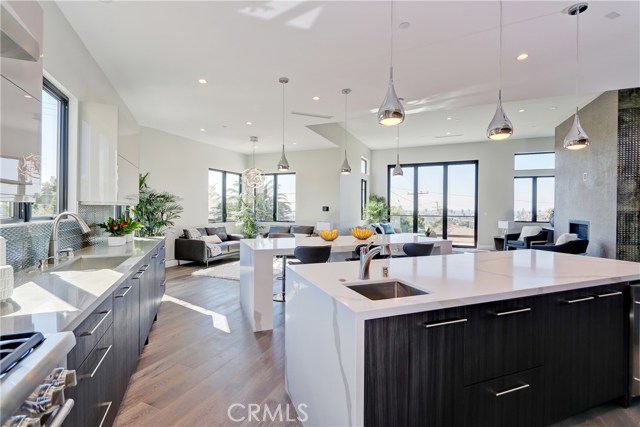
[239,234,452,332]
[284,250,640,427]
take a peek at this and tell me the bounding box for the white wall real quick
[139,127,247,261]
[339,138,371,232]
[370,137,555,249]
[39,1,139,210]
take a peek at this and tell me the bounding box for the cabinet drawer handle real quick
[160,258,165,264]
[115,286,132,298]
[79,345,112,380]
[98,401,113,427]
[422,318,467,329]
[151,254,159,259]
[80,310,112,336]
[494,383,530,397]
[635,301,640,305]
[596,291,622,298]
[565,296,594,304]
[47,398,74,427]
[495,307,531,317]
[140,264,150,271]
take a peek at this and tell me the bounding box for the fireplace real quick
[569,220,590,240]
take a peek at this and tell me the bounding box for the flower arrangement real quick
[99,217,131,236]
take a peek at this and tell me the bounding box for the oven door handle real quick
[47,398,75,427]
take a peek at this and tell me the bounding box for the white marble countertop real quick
[288,250,640,320]
[242,234,449,252]
[0,238,164,335]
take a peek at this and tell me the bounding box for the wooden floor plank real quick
[114,264,639,427]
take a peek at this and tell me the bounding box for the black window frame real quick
[259,172,296,222]
[513,175,555,223]
[360,157,368,175]
[360,179,367,220]
[207,169,242,223]
[387,160,479,248]
[1,78,69,223]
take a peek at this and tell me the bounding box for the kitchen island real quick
[284,250,640,427]
[239,234,451,331]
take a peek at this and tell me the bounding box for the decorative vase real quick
[126,233,134,243]
[108,235,126,246]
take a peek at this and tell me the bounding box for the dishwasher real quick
[632,282,640,398]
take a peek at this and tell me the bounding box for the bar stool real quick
[270,233,294,302]
[401,242,435,257]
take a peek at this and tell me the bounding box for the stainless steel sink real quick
[54,256,130,272]
[346,280,428,300]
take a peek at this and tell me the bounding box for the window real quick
[513,152,555,222]
[208,169,242,222]
[514,152,555,170]
[1,80,68,222]
[388,161,478,247]
[514,176,555,222]
[360,157,368,175]
[360,179,368,220]
[255,173,296,222]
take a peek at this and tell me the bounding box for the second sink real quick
[346,280,428,300]
[54,256,130,272]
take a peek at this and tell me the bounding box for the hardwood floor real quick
[115,264,640,427]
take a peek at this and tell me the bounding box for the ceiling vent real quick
[290,111,333,120]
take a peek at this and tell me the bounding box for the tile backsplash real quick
[0,205,116,271]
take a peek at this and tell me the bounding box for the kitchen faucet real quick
[47,211,91,266]
[359,242,390,280]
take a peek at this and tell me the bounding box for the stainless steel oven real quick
[632,282,640,398]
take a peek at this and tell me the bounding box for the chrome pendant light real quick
[564,3,590,150]
[392,125,403,176]
[487,0,514,140]
[341,88,352,175]
[277,77,291,171]
[377,0,404,126]
[242,136,265,189]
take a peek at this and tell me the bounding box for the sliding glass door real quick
[388,161,478,247]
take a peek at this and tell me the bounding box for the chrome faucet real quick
[359,242,389,280]
[47,211,91,265]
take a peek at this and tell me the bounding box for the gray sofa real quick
[175,226,243,267]
[263,225,315,237]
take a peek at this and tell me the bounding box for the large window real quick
[208,169,241,222]
[1,80,68,222]
[513,152,555,222]
[360,179,368,220]
[514,176,555,222]
[388,161,478,247]
[255,173,296,222]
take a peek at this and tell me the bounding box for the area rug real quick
[192,259,283,281]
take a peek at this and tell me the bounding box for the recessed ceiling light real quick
[198,79,207,84]
[605,11,621,19]
[24,94,32,99]
[200,128,205,132]
[516,53,529,61]
[518,109,525,113]
[399,22,410,29]
[293,142,297,145]
[246,121,252,125]
[446,132,451,135]
[312,96,320,101]
[549,106,557,110]
[446,117,452,121]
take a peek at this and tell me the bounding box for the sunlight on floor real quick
[162,294,231,333]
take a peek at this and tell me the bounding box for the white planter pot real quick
[108,235,127,246]
[126,233,134,243]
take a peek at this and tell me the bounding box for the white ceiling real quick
[56,1,640,154]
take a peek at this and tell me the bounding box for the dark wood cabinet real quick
[365,307,465,427]
[544,283,627,425]
[113,276,140,409]
[464,296,544,385]
[137,261,154,349]
[464,367,543,427]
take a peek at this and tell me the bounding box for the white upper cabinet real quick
[117,133,140,205]
[79,102,118,204]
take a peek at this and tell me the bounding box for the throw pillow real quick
[290,225,314,236]
[518,226,542,241]
[370,223,382,234]
[206,227,228,241]
[556,233,578,245]
[380,223,395,234]
[201,235,222,244]
[184,228,202,239]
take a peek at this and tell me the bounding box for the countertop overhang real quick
[288,250,640,320]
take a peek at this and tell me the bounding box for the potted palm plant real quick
[129,173,183,237]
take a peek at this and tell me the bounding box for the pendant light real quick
[392,125,403,176]
[377,0,404,126]
[564,3,590,150]
[340,88,352,175]
[242,136,265,188]
[487,0,514,140]
[277,77,291,171]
